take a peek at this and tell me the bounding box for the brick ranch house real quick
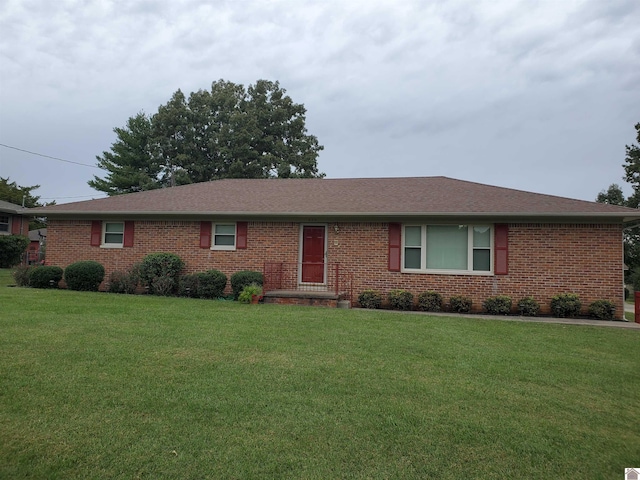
[32,177,640,316]
[0,199,29,237]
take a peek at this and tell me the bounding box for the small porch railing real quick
[263,262,353,301]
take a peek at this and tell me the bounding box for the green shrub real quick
[358,289,382,309]
[417,291,443,312]
[0,235,29,268]
[196,270,227,299]
[449,295,472,313]
[517,297,540,316]
[64,260,105,291]
[108,264,140,294]
[139,253,184,295]
[550,293,582,318]
[12,264,34,287]
[388,289,414,310]
[178,274,200,298]
[588,300,616,320]
[238,283,263,304]
[483,295,512,315]
[151,275,176,296]
[29,266,63,289]
[230,270,263,299]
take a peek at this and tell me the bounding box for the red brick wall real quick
[47,219,625,317]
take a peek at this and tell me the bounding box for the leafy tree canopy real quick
[0,177,51,208]
[90,79,324,196]
[623,122,640,208]
[597,123,640,276]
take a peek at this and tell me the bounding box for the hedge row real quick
[12,253,264,302]
[12,261,104,291]
[357,290,617,320]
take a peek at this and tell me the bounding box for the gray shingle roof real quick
[0,199,27,214]
[30,176,640,223]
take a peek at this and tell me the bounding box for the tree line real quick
[89,79,324,196]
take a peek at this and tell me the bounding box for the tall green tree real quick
[90,79,324,196]
[596,183,625,205]
[623,123,640,208]
[597,123,640,277]
[88,112,159,195]
[0,177,47,208]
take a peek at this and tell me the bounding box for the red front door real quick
[301,226,325,283]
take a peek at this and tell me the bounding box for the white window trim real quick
[401,224,494,275]
[101,221,124,249]
[211,222,237,251]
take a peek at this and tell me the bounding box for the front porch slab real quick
[263,290,339,307]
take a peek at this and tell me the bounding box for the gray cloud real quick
[0,0,638,203]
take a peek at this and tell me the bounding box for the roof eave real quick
[31,210,639,223]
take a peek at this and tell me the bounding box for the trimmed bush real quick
[29,266,63,289]
[197,270,227,299]
[151,275,176,296]
[139,253,184,295]
[64,260,105,291]
[12,264,34,287]
[178,270,227,299]
[358,289,382,309]
[178,274,200,298]
[588,300,616,320]
[449,295,472,313]
[417,291,443,312]
[238,283,263,304]
[483,295,512,315]
[517,297,540,316]
[0,235,29,268]
[550,293,582,318]
[388,289,414,310]
[108,264,140,294]
[230,270,263,300]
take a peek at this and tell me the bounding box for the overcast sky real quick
[1,0,639,205]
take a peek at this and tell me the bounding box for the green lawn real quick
[1,269,639,479]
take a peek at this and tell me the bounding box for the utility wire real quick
[0,143,101,169]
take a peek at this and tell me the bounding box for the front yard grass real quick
[1,271,639,479]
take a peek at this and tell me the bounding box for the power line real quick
[0,143,101,169]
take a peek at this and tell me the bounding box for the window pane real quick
[105,223,124,233]
[215,224,235,235]
[473,226,491,248]
[404,247,421,269]
[105,233,123,244]
[426,225,467,270]
[473,249,491,271]
[215,235,235,246]
[405,226,421,247]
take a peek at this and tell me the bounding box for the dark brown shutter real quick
[90,221,102,246]
[199,222,211,248]
[494,224,509,275]
[388,223,401,272]
[123,221,135,247]
[11,217,21,235]
[236,222,248,249]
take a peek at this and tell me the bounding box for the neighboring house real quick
[0,199,29,237]
[27,228,46,264]
[31,177,640,316]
